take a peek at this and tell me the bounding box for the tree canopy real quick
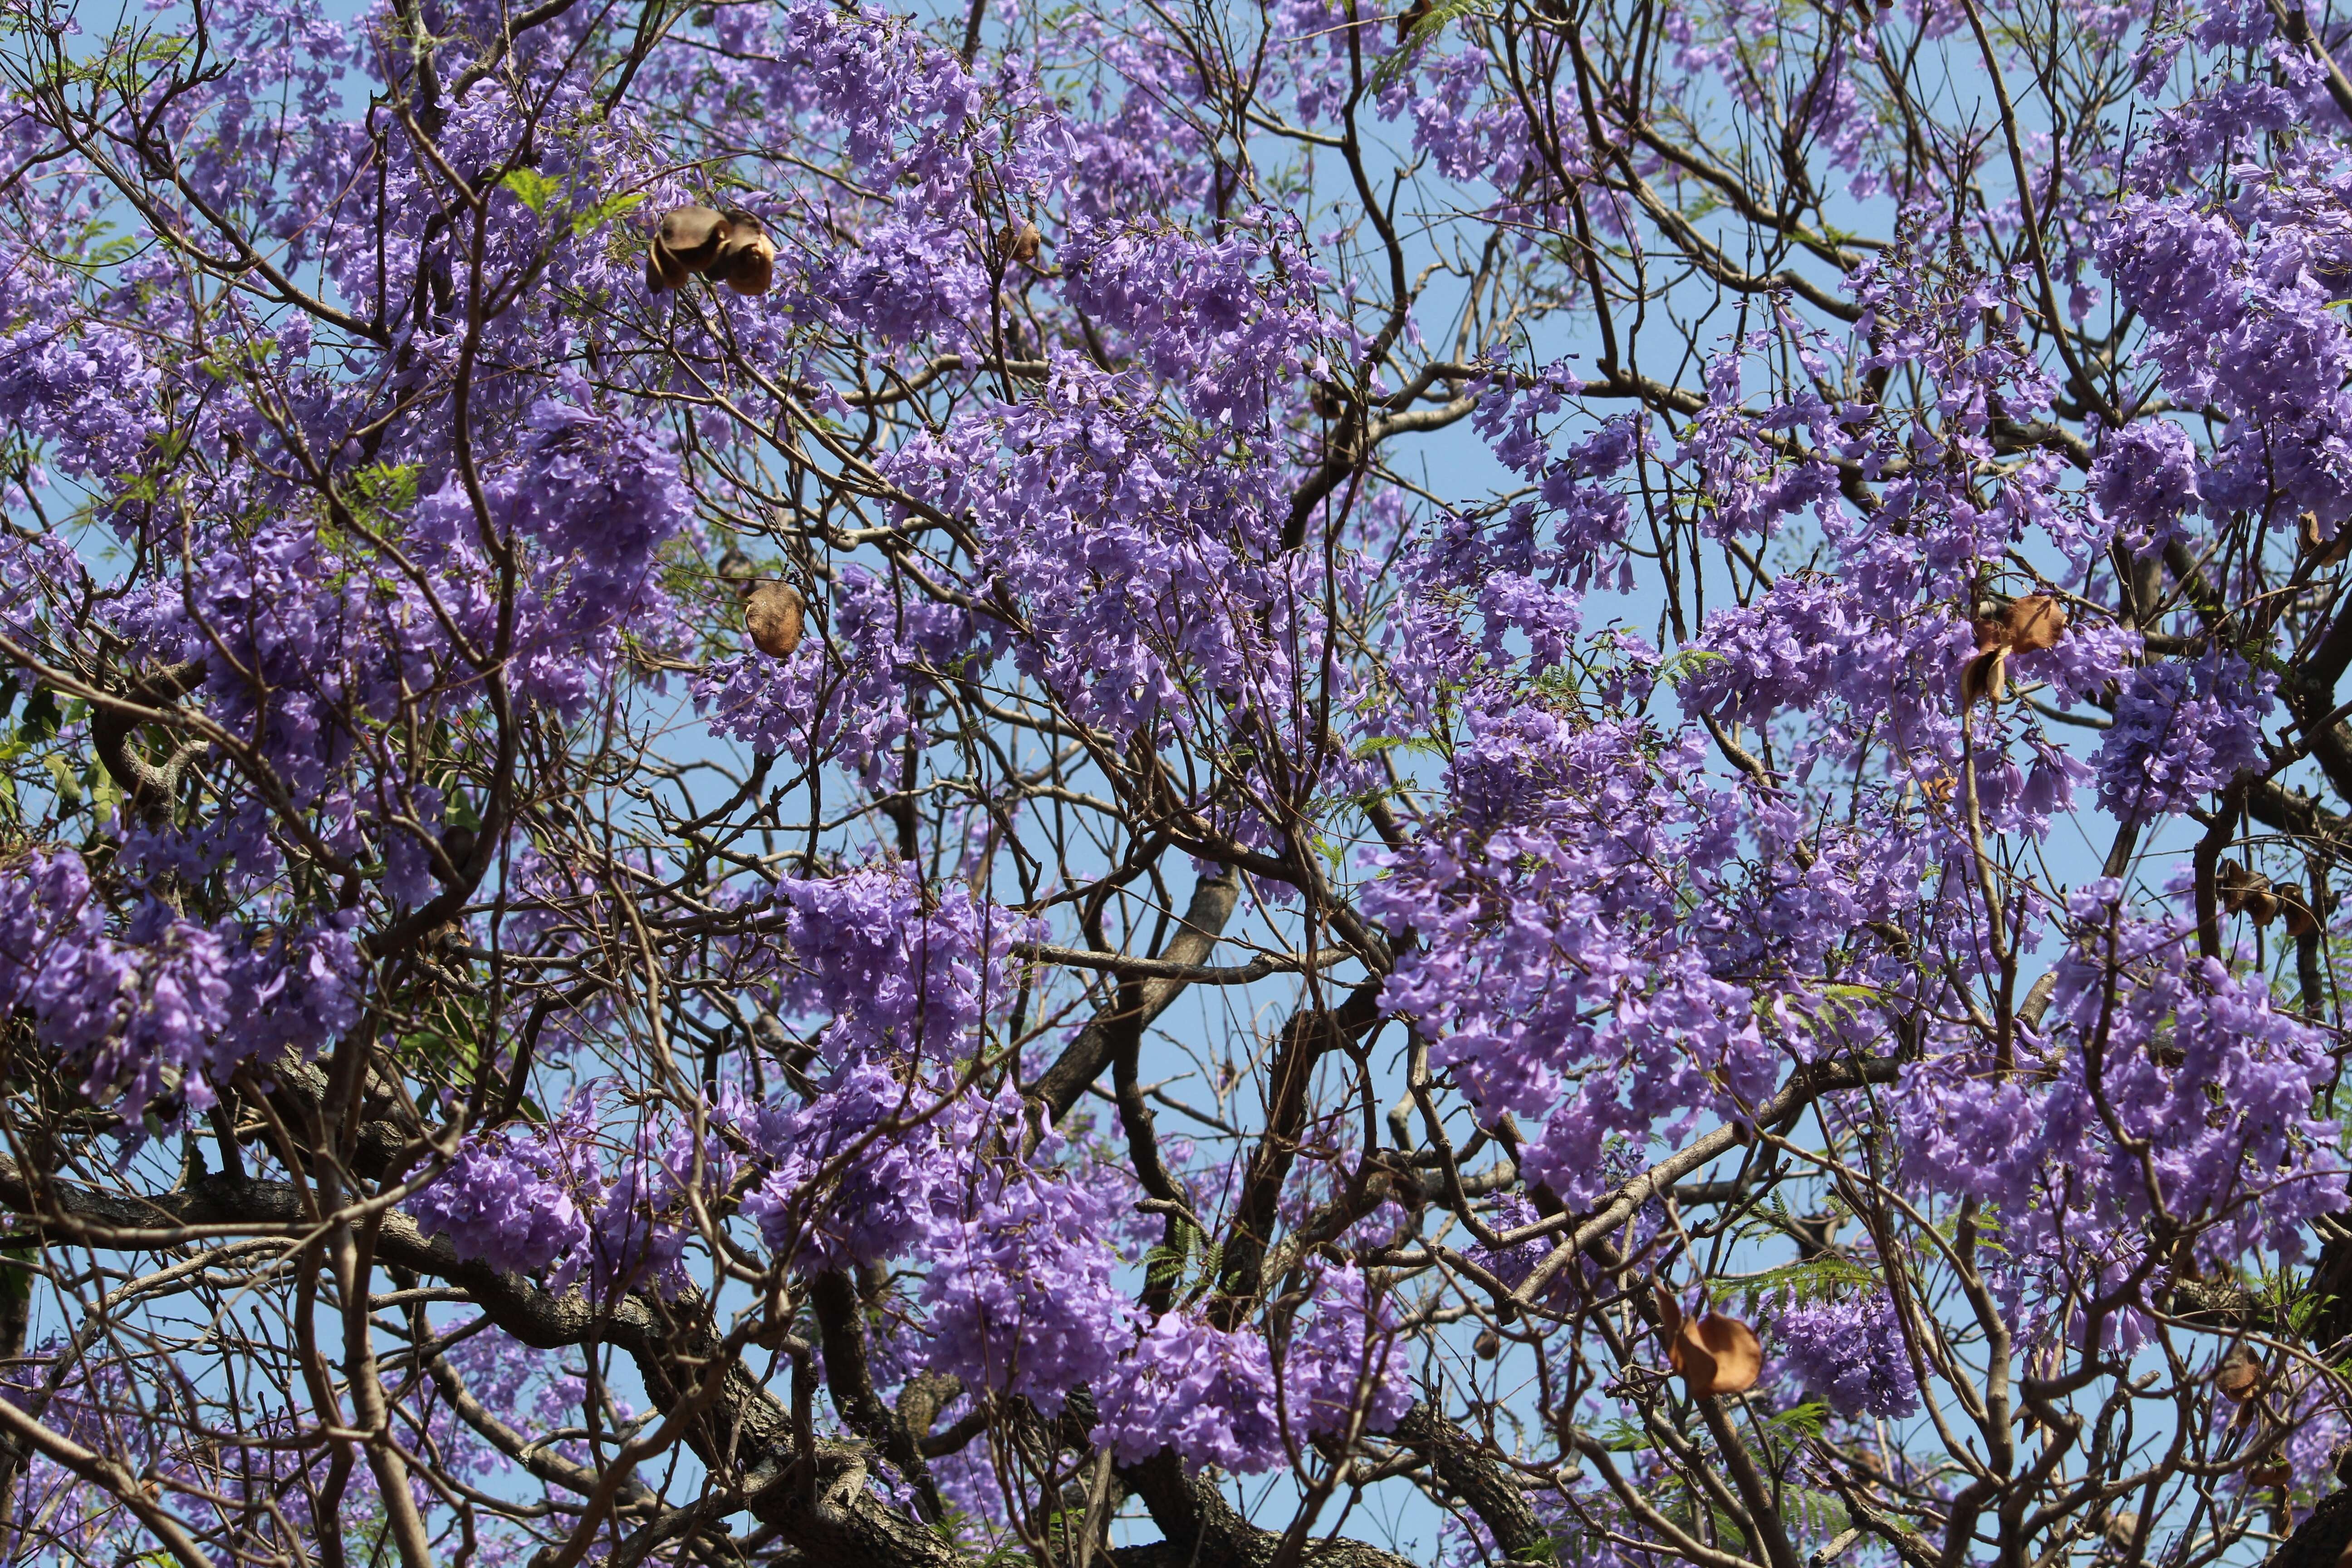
[2,0,2351,1564]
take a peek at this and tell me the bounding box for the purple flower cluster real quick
[0,850,358,1126]
[1769,1290,1921,1420]
[409,1094,600,1283]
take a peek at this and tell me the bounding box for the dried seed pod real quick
[436,823,476,885]
[2215,1343,2265,1401]
[658,205,730,273]
[996,222,1041,266]
[1655,1283,1762,1398]
[1310,380,1347,419]
[2243,887,2282,926]
[2004,594,2068,654]
[2249,1458,2293,1487]
[2105,1513,2138,1553]
[646,240,692,293]
[1395,0,1430,40]
[716,548,762,601]
[2215,860,2270,915]
[2280,882,2319,937]
[715,210,775,295]
[1473,1329,1501,1360]
[1961,593,2068,711]
[2303,510,2352,567]
[1961,647,2009,709]
[745,582,806,659]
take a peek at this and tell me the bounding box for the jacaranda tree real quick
[2,0,2350,1561]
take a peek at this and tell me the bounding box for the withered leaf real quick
[2005,594,2068,654]
[746,582,806,659]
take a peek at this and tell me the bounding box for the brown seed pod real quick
[2004,594,2068,654]
[996,222,1042,266]
[1962,594,2069,710]
[1654,1283,1763,1398]
[2105,1512,2139,1553]
[2215,859,2269,914]
[2303,510,2352,568]
[1960,647,2009,710]
[2214,1344,2266,1402]
[646,240,692,293]
[660,205,730,270]
[1395,0,1431,41]
[2243,887,2282,926]
[2249,1458,2293,1487]
[745,582,806,659]
[1473,1329,1500,1360]
[715,211,776,295]
[436,823,476,885]
[2282,882,2321,937]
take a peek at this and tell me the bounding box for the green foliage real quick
[502,169,647,237]
[501,167,563,212]
[1370,0,1481,90]
[1733,1245,1875,1306]
[1143,1218,1222,1297]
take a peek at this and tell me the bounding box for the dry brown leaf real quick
[1962,595,2068,711]
[746,583,806,659]
[1674,1313,1763,1397]
[2214,1344,2265,1401]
